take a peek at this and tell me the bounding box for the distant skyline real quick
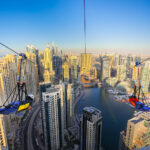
[0,0,150,55]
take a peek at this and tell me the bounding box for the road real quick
[74,88,84,126]
[27,105,41,150]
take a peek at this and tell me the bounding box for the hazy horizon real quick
[0,0,150,55]
[1,46,150,57]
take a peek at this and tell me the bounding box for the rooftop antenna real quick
[47,42,50,48]
[84,0,87,54]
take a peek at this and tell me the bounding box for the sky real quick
[0,0,150,55]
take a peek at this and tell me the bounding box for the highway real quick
[27,105,41,150]
[20,102,41,150]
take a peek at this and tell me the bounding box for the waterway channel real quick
[75,88,134,150]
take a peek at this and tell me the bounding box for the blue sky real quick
[0,0,150,54]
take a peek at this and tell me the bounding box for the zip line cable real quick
[0,43,37,106]
[84,0,87,54]
[0,43,19,55]
[0,42,35,65]
[1,84,18,107]
[0,42,49,84]
[0,43,50,83]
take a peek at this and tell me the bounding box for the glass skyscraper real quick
[80,107,103,150]
[40,83,64,150]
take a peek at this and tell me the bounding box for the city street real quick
[27,105,41,150]
[21,102,41,150]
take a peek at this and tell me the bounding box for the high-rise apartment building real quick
[52,42,55,56]
[119,55,127,65]
[40,83,64,150]
[26,44,38,54]
[66,83,74,127]
[0,74,7,106]
[141,62,150,95]
[102,54,118,86]
[0,55,17,103]
[0,115,8,150]
[55,83,66,129]
[116,55,127,81]
[131,60,150,96]
[117,65,127,81]
[62,61,70,82]
[43,43,53,71]
[80,107,103,150]
[108,54,115,68]
[126,56,133,79]
[43,44,55,83]
[132,57,141,81]
[119,112,150,150]
[24,53,38,96]
[81,53,92,76]
[70,56,78,83]
[101,55,110,82]
[114,55,119,67]
[132,65,142,82]
[25,45,41,83]
[53,56,62,81]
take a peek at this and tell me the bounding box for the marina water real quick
[75,88,134,150]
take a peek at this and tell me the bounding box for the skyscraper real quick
[53,56,62,81]
[26,44,38,54]
[117,65,126,81]
[24,53,38,96]
[70,56,78,83]
[0,74,6,105]
[141,61,150,95]
[101,55,110,82]
[43,44,55,83]
[51,42,55,56]
[0,115,8,150]
[0,55,17,103]
[80,107,103,150]
[66,83,74,127]
[55,83,66,130]
[62,61,70,82]
[40,83,64,150]
[81,53,92,76]
[26,45,41,83]
[119,112,150,150]
[116,55,127,81]
[43,43,53,71]
[132,65,142,82]
[126,56,133,79]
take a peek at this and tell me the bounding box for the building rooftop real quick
[130,117,144,124]
[45,88,59,93]
[139,112,150,121]
[83,107,101,115]
[137,146,150,150]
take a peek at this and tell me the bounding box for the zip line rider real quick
[0,53,34,115]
